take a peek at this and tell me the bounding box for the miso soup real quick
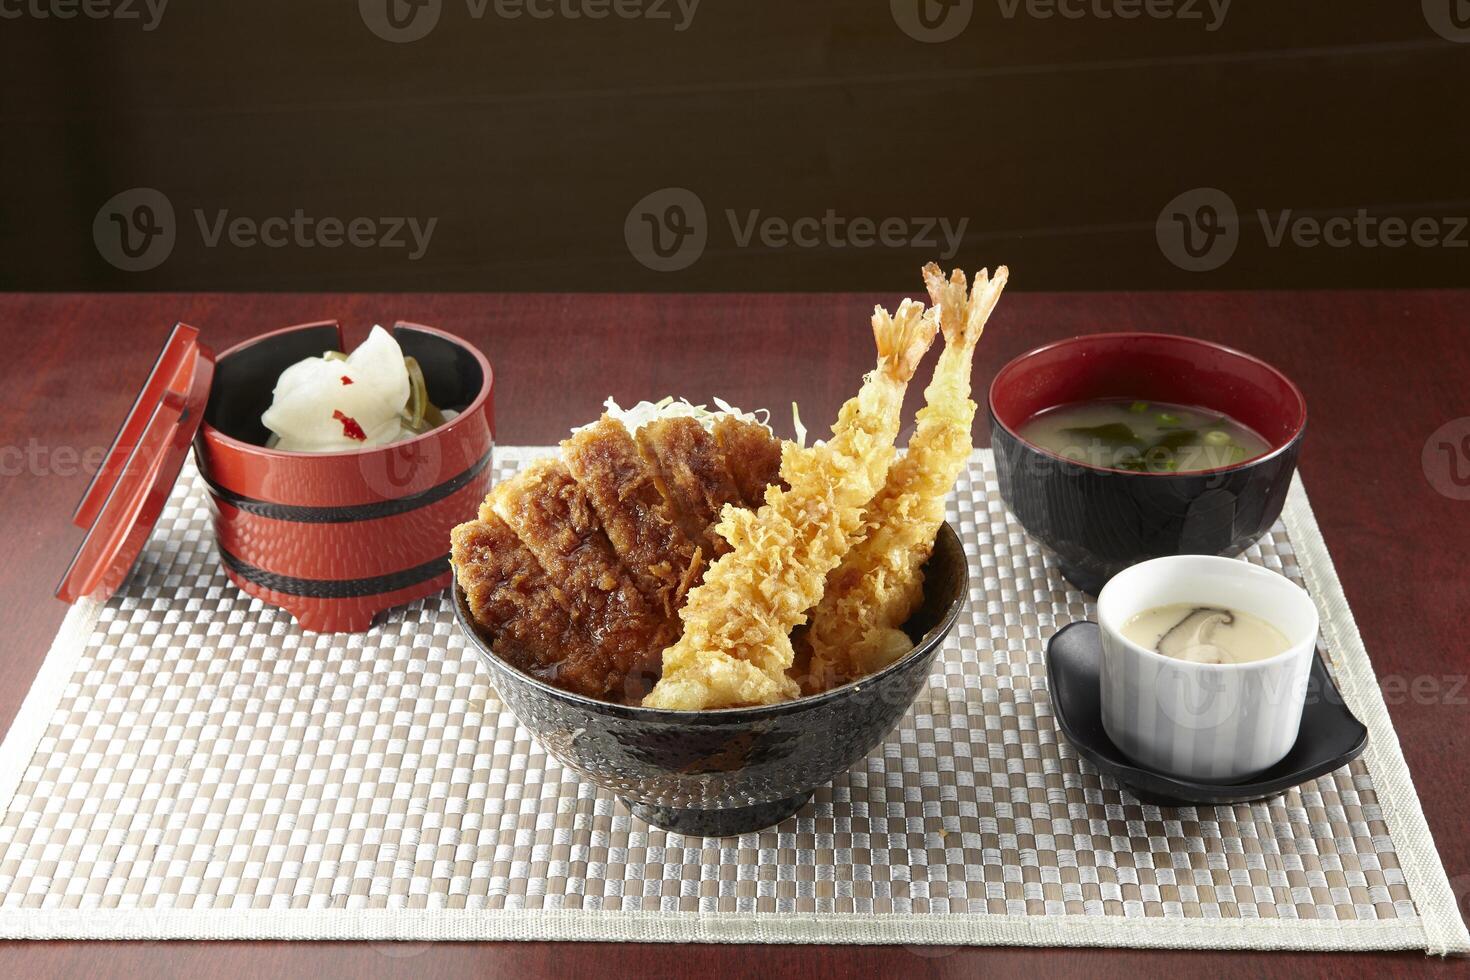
[1017,398,1270,473]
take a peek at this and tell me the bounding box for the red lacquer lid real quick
[56,323,215,603]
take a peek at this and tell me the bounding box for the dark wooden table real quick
[2,291,1467,976]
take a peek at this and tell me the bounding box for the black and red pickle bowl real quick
[452,522,970,838]
[195,320,494,633]
[989,332,1307,594]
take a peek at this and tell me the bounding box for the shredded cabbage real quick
[790,401,806,448]
[572,396,771,435]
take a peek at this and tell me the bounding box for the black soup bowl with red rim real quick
[988,332,1307,594]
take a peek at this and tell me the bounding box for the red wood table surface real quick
[0,291,1466,977]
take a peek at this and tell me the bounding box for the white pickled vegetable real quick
[262,325,416,452]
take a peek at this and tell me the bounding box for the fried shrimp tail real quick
[642,299,938,710]
[804,264,1009,691]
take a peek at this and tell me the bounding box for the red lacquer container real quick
[58,320,495,633]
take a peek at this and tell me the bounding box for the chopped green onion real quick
[1202,429,1232,447]
[1129,401,1149,413]
[1157,412,1180,426]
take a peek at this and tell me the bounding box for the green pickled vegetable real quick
[401,355,446,434]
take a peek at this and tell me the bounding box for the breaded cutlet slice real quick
[488,460,676,701]
[451,513,601,685]
[563,416,704,618]
[635,416,745,559]
[712,415,786,509]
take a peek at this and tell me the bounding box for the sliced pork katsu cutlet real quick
[635,416,746,559]
[450,513,602,685]
[487,459,676,702]
[712,416,786,508]
[562,416,704,618]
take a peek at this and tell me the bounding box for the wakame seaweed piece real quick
[1061,423,1144,447]
[1151,429,1199,451]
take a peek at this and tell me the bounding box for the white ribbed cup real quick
[1097,556,1319,783]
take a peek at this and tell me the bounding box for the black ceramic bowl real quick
[989,333,1307,594]
[453,522,969,837]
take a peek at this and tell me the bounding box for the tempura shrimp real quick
[642,300,938,710]
[803,264,1009,691]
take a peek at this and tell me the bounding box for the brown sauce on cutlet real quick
[563,417,704,618]
[451,514,606,686]
[712,416,786,508]
[635,417,745,559]
[490,461,676,702]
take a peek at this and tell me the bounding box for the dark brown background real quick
[2,0,1469,291]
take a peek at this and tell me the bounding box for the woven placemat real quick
[0,448,1464,953]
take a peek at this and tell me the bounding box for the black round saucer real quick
[1045,622,1368,807]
